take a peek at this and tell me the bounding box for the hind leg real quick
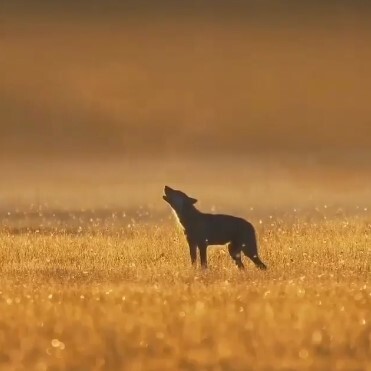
[241,227,267,270]
[242,243,267,270]
[228,243,245,270]
[246,252,267,270]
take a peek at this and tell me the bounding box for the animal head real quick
[163,186,197,213]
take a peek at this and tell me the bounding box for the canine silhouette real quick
[163,186,267,270]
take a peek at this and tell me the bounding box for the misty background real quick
[1,1,370,163]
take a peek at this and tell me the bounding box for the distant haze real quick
[1,1,371,161]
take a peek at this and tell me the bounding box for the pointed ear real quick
[190,197,198,204]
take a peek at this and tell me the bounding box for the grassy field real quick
[0,159,370,370]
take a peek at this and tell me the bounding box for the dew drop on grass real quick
[51,339,60,348]
[299,348,309,359]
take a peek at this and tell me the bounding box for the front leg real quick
[186,237,197,266]
[198,242,208,269]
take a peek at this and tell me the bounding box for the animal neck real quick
[174,204,200,229]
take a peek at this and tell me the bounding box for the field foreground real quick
[0,157,370,370]
[0,215,369,370]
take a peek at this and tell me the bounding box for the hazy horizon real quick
[1,1,371,165]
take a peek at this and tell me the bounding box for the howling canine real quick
[163,186,267,270]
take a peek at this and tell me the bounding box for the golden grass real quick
[0,158,369,369]
[0,215,369,370]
